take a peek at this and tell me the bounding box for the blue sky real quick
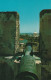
[0,0,51,33]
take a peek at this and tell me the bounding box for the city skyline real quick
[0,0,51,33]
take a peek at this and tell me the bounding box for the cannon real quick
[16,46,39,80]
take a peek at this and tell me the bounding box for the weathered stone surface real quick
[39,10,51,59]
[0,57,14,80]
[40,10,51,80]
[0,12,19,56]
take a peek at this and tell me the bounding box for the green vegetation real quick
[20,33,39,52]
[20,34,39,43]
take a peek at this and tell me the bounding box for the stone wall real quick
[0,12,19,56]
[39,10,51,60]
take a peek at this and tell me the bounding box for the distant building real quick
[33,32,39,37]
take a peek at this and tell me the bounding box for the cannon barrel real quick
[16,46,39,80]
[24,45,32,55]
